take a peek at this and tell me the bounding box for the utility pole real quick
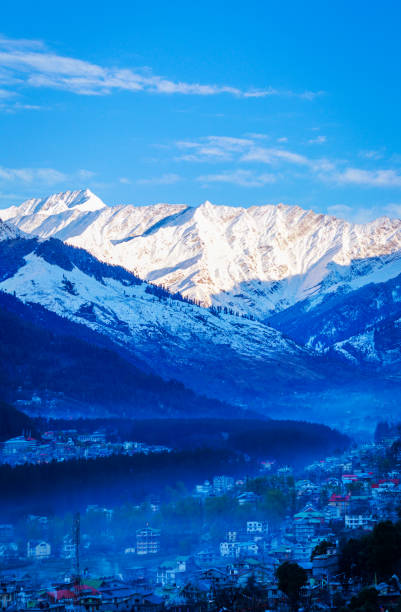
[73,512,81,607]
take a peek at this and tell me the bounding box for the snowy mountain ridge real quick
[0,232,335,415]
[2,189,401,318]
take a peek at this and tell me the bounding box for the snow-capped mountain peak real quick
[2,189,401,318]
[1,189,106,221]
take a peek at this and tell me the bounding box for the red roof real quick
[47,590,75,601]
[76,585,99,594]
[329,494,350,502]
[47,585,99,602]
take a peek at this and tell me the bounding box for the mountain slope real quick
[268,270,401,371]
[0,227,335,415]
[0,290,248,419]
[3,189,401,318]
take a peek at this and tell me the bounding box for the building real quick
[234,541,259,558]
[237,492,260,506]
[61,536,75,559]
[328,494,351,517]
[213,475,234,494]
[3,435,37,456]
[156,557,188,586]
[220,542,236,557]
[345,514,373,529]
[220,540,259,558]
[312,553,339,579]
[195,480,212,496]
[247,520,268,534]
[27,540,51,559]
[294,505,325,542]
[77,431,106,444]
[136,527,160,555]
[0,525,14,542]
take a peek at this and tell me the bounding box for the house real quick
[195,481,212,496]
[294,505,325,541]
[328,494,350,517]
[194,550,215,565]
[213,475,234,494]
[99,580,163,611]
[0,577,19,610]
[237,492,260,506]
[220,542,235,557]
[157,557,189,586]
[46,585,101,610]
[312,552,339,579]
[219,540,258,558]
[345,514,373,529]
[27,540,51,559]
[0,543,18,560]
[85,505,114,521]
[136,527,161,555]
[3,435,37,456]
[77,431,106,444]
[233,541,259,558]
[246,520,268,534]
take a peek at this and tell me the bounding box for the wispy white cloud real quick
[119,177,131,184]
[0,165,96,186]
[327,204,353,217]
[0,166,67,184]
[77,169,96,179]
[308,135,326,144]
[386,203,401,217]
[332,168,401,187]
[176,136,314,168]
[242,146,310,166]
[173,134,401,190]
[0,35,323,100]
[137,173,181,185]
[359,149,385,160]
[197,169,276,187]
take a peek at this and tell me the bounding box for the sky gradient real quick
[1,0,401,222]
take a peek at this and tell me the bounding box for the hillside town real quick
[1,425,401,610]
[0,430,171,466]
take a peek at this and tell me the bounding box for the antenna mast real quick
[73,512,81,588]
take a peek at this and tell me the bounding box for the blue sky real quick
[1,0,401,221]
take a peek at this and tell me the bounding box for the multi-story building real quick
[213,475,234,494]
[246,520,268,534]
[3,436,37,456]
[136,527,160,555]
[345,514,373,529]
[294,505,325,542]
[328,494,351,517]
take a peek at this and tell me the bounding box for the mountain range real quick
[3,189,401,319]
[1,189,401,429]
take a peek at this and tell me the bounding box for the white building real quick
[247,521,268,534]
[213,475,234,494]
[3,436,37,456]
[220,541,259,558]
[345,515,373,529]
[220,542,236,557]
[156,557,187,586]
[195,481,212,496]
[27,540,51,559]
[136,527,160,555]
